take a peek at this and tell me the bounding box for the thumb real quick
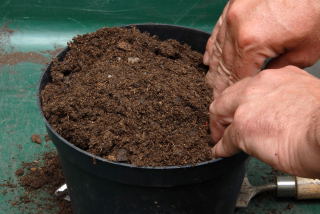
[266,51,318,69]
[212,124,241,158]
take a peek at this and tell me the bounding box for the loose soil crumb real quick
[31,134,42,144]
[19,153,62,190]
[14,152,72,214]
[41,27,212,167]
[15,168,24,177]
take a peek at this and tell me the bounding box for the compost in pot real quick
[41,27,213,167]
[39,24,247,214]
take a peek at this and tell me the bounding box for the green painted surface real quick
[0,0,319,213]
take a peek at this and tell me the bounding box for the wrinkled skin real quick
[204,0,320,97]
[204,0,320,178]
[210,66,320,178]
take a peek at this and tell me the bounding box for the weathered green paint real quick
[0,0,319,213]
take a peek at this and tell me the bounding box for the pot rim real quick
[38,23,228,170]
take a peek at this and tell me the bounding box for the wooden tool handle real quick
[296,177,320,199]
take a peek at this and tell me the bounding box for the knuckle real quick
[237,33,258,49]
[283,65,302,72]
[259,68,274,78]
[226,6,239,25]
[237,27,263,50]
[282,66,310,79]
[257,69,278,82]
[259,65,306,83]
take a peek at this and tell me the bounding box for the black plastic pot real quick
[38,24,247,214]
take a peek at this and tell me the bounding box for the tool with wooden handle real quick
[236,176,320,207]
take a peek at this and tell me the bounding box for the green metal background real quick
[0,0,319,213]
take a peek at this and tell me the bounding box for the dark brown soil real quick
[19,153,63,190]
[15,152,72,214]
[41,27,212,166]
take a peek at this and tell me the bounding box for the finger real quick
[205,40,232,93]
[206,65,231,97]
[266,50,319,69]
[212,124,241,158]
[203,16,223,65]
[208,77,251,143]
[205,58,220,90]
[230,31,278,79]
[208,29,238,97]
[215,1,230,45]
[209,77,252,141]
[212,119,279,164]
[235,49,268,79]
[209,109,228,142]
[210,77,252,118]
[220,26,238,84]
[215,14,228,49]
[213,99,280,166]
[209,6,229,69]
[204,2,230,65]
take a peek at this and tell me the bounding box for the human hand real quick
[203,0,320,98]
[210,66,320,178]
